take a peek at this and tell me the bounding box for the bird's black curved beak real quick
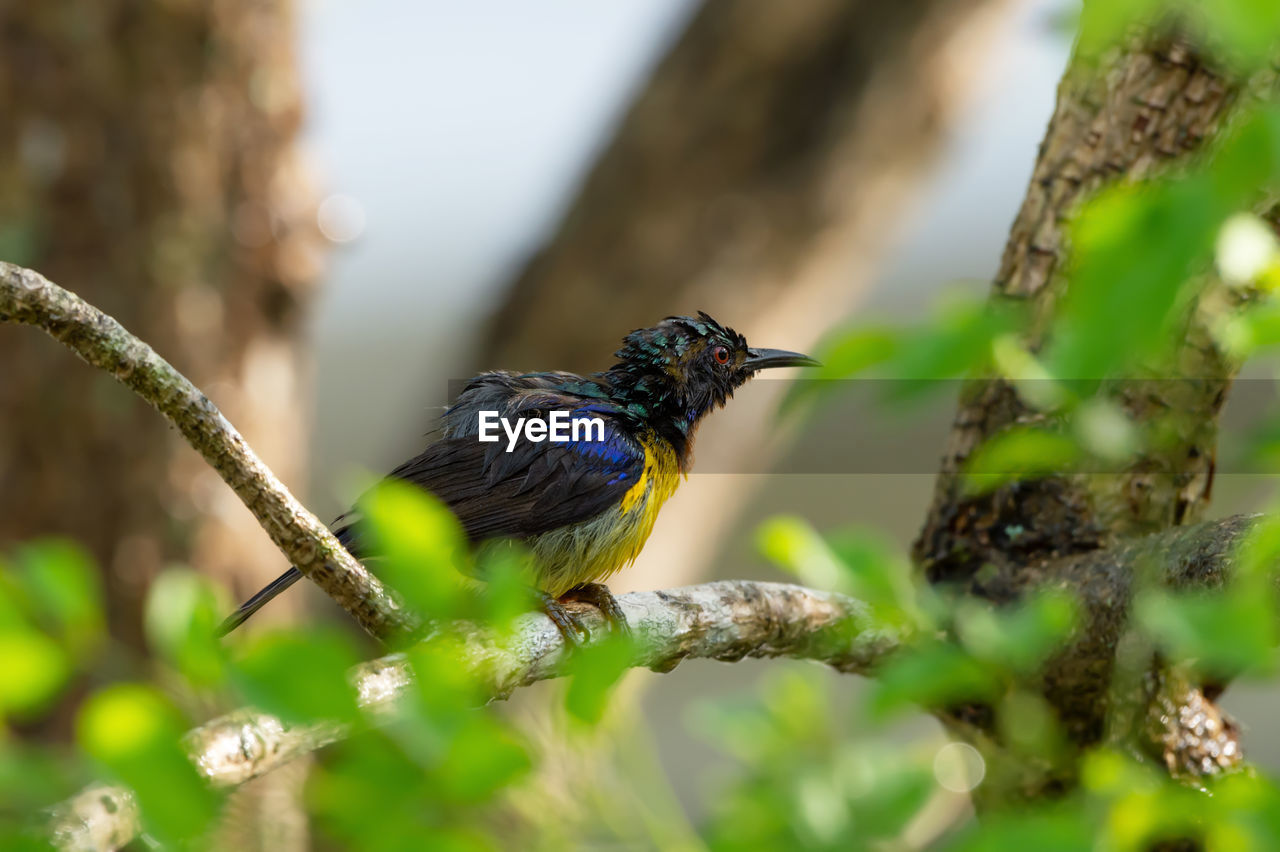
[744,347,821,371]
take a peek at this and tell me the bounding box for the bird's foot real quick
[538,591,591,648]
[559,583,631,636]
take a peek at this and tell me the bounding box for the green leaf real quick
[1135,587,1277,678]
[434,714,531,802]
[358,479,469,619]
[891,297,1021,384]
[144,570,227,687]
[825,527,922,628]
[1205,3,1280,73]
[1048,177,1222,380]
[1081,750,1212,849]
[403,638,486,724]
[1072,399,1138,463]
[957,591,1079,676]
[759,519,925,631]
[700,670,941,849]
[945,805,1094,852]
[780,326,899,415]
[811,327,900,379]
[0,822,60,852]
[472,543,538,633]
[563,630,636,725]
[1234,514,1280,584]
[76,684,218,843]
[0,740,85,818]
[10,540,104,656]
[997,690,1067,761]
[231,628,362,724]
[693,668,833,762]
[0,628,69,719]
[868,641,1002,720]
[838,751,935,840]
[963,427,1082,495]
[1220,300,1280,360]
[1208,107,1280,210]
[308,731,437,850]
[0,569,23,631]
[756,516,847,593]
[1209,772,1280,849]
[1078,1,1280,73]
[1076,0,1157,56]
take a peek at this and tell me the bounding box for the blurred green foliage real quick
[0,542,102,723]
[76,684,220,844]
[7,3,1280,850]
[6,500,1272,848]
[1077,0,1280,70]
[0,487,650,849]
[695,670,936,850]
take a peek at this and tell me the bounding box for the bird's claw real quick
[559,583,631,636]
[539,584,630,648]
[538,592,591,648]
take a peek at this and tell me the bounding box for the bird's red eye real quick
[712,345,731,365]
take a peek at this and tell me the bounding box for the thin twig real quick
[0,261,417,644]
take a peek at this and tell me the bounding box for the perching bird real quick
[218,312,817,640]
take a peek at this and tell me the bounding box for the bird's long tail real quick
[217,567,303,636]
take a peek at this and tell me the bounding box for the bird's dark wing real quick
[335,384,645,556]
[220,374,639,635]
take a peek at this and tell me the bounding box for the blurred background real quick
[7,0,1280,838]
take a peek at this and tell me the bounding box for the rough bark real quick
[0,0,322,652]
[0,262,415,644]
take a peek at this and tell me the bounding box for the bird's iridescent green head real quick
[605,312,818,433]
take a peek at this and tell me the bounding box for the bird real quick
[217,312,818,640]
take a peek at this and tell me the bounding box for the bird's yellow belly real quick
[528,436,681,596]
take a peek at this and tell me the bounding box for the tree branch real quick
[47,508,1272,846]
[971,514,1256,740]
[0,261,416,644]
[48,580,895,851]
[949,512,1261,800]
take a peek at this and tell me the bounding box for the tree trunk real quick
[0,0,323,651]
[916,33,1279,798]
[916,38,1246,585]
